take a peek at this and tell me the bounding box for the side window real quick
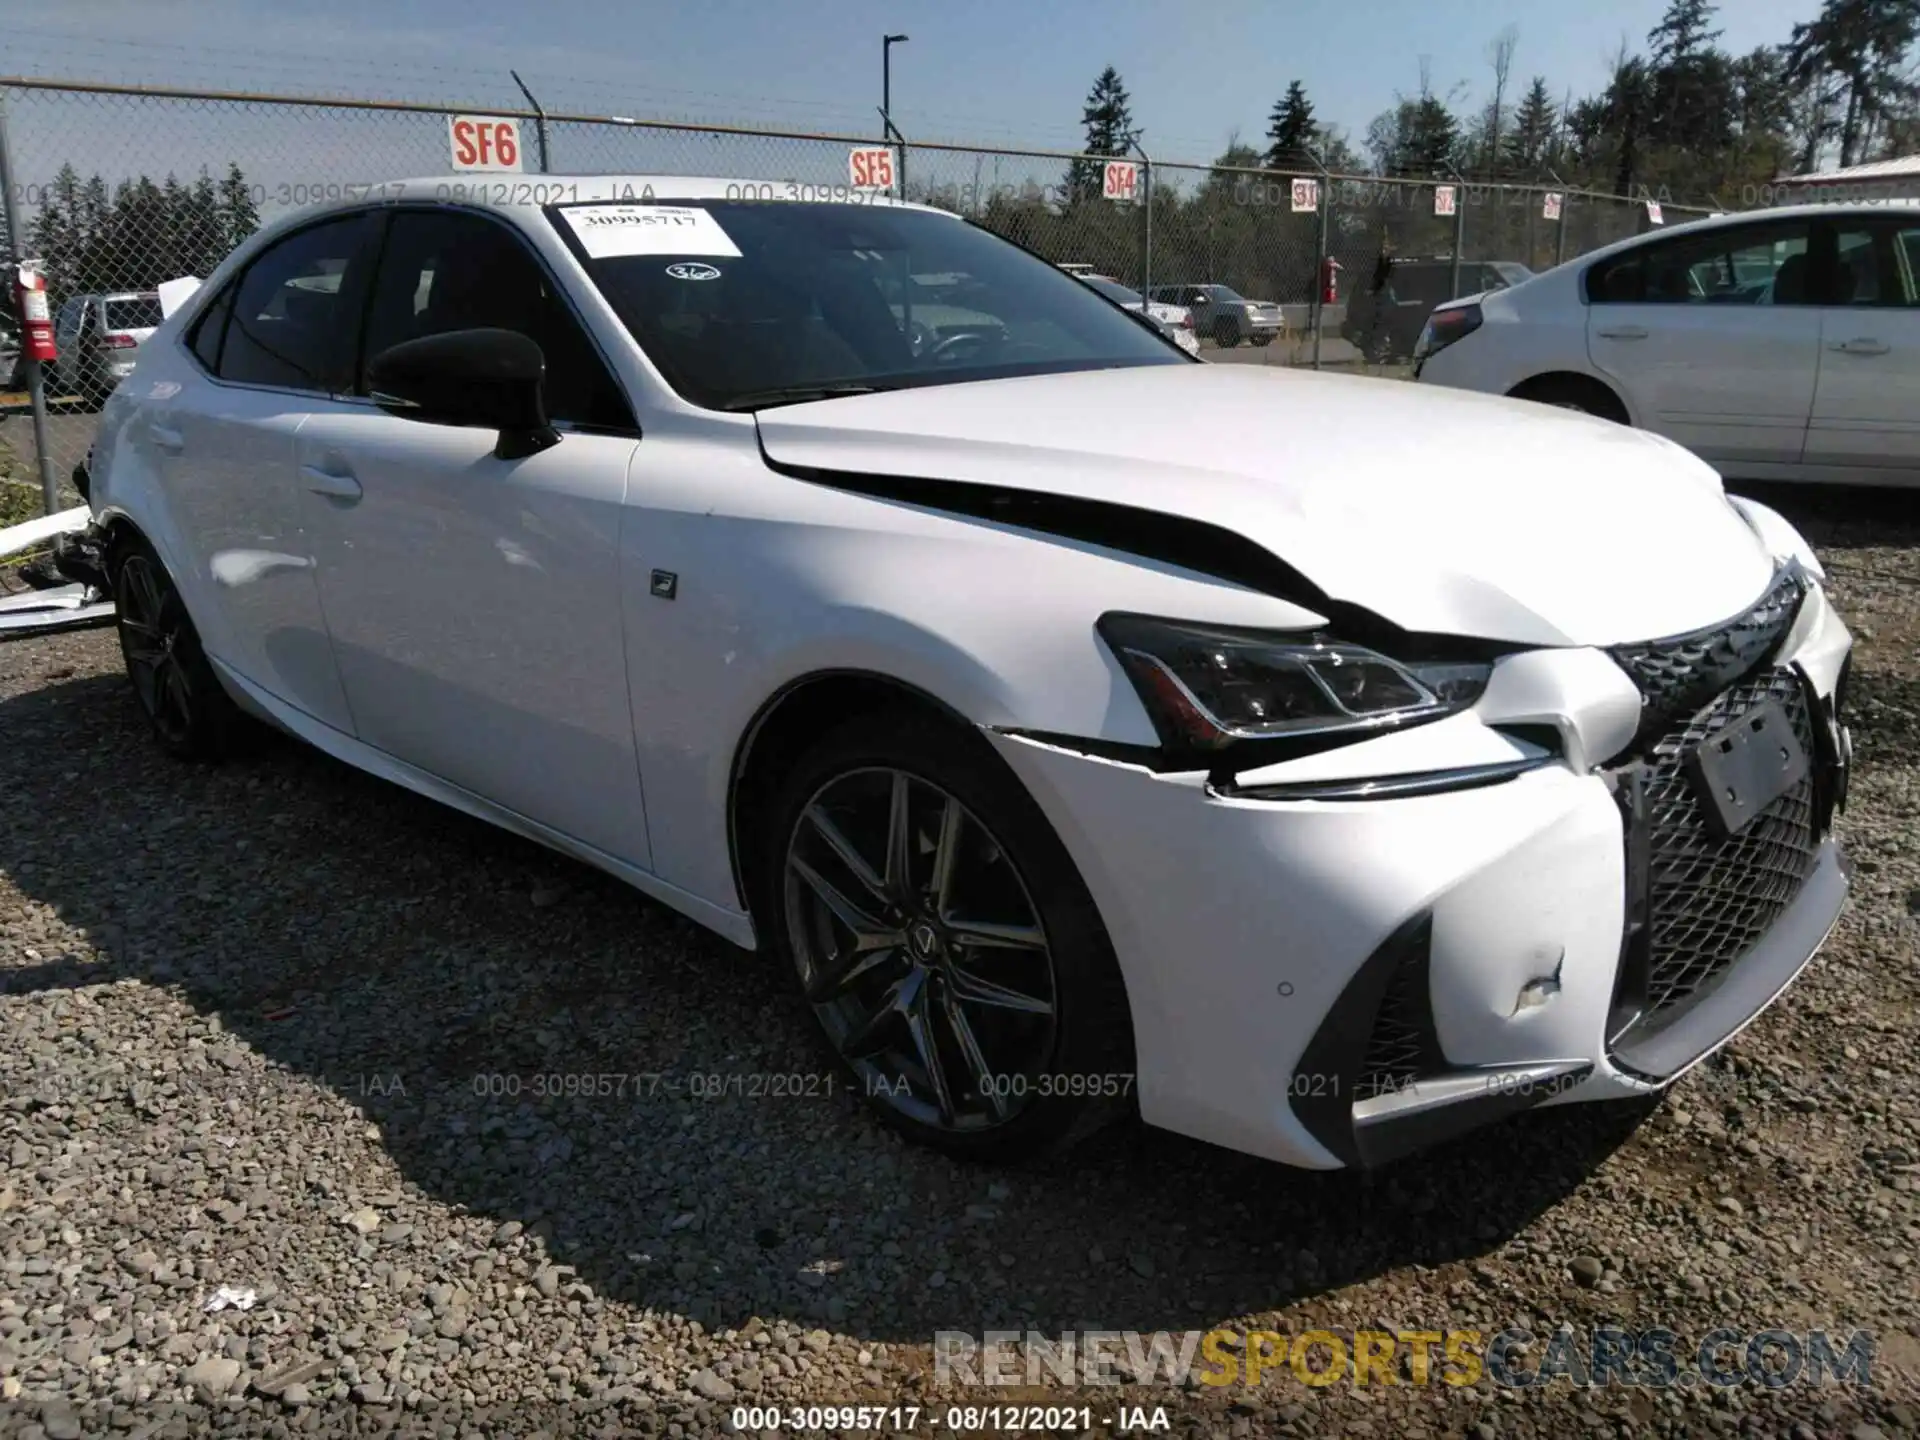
[187,283,236,374]
[1830,222,1920,307]
[359,210,634,431]
[219,215,372,392]
[1597,223,1813,306]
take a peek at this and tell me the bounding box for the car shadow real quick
[0,665,1650,1347]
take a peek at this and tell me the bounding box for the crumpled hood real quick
[754,363,1776,647]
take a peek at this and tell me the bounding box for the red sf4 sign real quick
[1102,160,1139,202]
[849,147,896,191]
[448,115,524,173]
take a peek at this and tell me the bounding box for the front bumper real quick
[988,582,1852,1169]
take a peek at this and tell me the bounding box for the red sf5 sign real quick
[448,115,524,173]
[849,147,896,191]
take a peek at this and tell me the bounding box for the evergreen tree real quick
[29,165,86,301]
[1066,67,1137,200]
[1785,0,1920,167]
[1646,0,1735,150]
[218,162,260,253]
[1264,80,1318,171]
[1502,77,1559,174]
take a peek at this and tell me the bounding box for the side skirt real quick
[209,657,758,950]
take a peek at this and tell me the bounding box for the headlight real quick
[1098,613,1491,753]
[1412,302,1484,364]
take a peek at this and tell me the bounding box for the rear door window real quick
[104,297,165,332]
[217,213,376,393]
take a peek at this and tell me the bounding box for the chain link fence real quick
[0,75,1714,519]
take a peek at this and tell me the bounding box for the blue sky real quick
[19,0,1817,164]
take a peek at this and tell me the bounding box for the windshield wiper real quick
[716,383,891,412]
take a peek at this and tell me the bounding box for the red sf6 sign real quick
[848,147,896,192]
[448,115,524,173]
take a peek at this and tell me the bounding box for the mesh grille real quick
[1354,959,1431,1102]
[1638,668,1819,1020]
[1609,567,1805,735]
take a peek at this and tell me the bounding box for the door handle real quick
[1596,325,1649,340]
[1826,337,1889,355]
[148,424,185,453]
[300,464,363,501]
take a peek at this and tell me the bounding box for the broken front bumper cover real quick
[0,502,116,639]
[1291,838,1847,1170]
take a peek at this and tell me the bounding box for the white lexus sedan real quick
[1414,202,1920,487]
[80,176,1855,1171]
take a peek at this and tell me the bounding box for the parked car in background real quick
[1074,273,1201,356]
[0,315,22,392]
[1415,204,1920,487]
[1342,256,1533,362]
[1147,283,1283,347]
[53,290,165,405]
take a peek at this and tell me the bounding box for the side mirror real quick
[367,327,560,461]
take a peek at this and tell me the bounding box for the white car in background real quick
[79,175,1852,1173]
[53,290,166,405]
[1414,203,1920,487]
[1074,273,1201,355]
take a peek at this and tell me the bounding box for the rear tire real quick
[1509,374,1630,425]
[755,709,1134,1163]
[111,533,242,761]
[1210,317,1240,348]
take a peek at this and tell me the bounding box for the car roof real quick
[381,174,958,220]
[1573,199,1920,265]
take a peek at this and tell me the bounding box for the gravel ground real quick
[0,483,1916,1440]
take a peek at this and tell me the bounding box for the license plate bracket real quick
[1685,700,1808,840]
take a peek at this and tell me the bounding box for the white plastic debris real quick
[0,583,115,636]
[0,504,89,560]
[157,275,203,320]
[202,1285,258,1313]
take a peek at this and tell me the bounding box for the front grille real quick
[1632,668,1819,1023]
[1609,566,1805,742]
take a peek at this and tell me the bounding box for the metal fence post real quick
[1443,158,1466,302]
[0,90,60,516]
[877,110,907,200]
[1549,169,1569,267]
[1302,145,1330,370]
[510,71,550,173]
[1129,135,1152,299]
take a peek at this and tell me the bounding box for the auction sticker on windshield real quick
[561,205,743,259]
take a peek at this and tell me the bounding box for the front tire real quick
[757,711,1134,1162]
[112,534,241,760]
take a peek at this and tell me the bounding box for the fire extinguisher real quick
[15,262,58,367]
[1320,256,1342,306]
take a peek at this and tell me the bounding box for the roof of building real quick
[1777,153,1920,184]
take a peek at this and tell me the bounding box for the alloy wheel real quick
[116,554,196,747]
[783,766,1059,1133]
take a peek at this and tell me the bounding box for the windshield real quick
[1081,276,1143,306]
[104,297,164,331]
[1205,284,1247,302]
[550,200,1186,409]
